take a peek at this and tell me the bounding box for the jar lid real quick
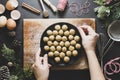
[11,10,21,20]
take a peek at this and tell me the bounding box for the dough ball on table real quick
[74,35,80,42]
[69,29,75,35]
[47,30,52,36]
[43,37,49,42]
[53,41,59,47]
[62,36,67,42]
[55,25,61,31]
[68,35,74,41]
[65,41,70,47]
[53,30,58,35]
[44,45,50,51]
[59,41,64,47]
[47,41,53,46]
[64,31,69,36]
[50,46,56,52]
[70,40,76,46]
[54,51,60,57]
[56,46,62,51]
[60,52,65,58]
[69,46,75,51]
[54,57,61,63]
[64,56,70,63]
[49,35,55,41]
[59,29,64,35]
[48,52,54,57]
[62,47,67,52]
[72,50,78,56]
[56,35,62,41]
[62,24,68,31]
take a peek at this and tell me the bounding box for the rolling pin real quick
[43,0,57,12]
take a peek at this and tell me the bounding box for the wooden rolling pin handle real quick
[44,0,57,12]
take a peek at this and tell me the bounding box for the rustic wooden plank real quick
[24,18,95,70]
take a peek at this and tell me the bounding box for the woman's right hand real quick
[77,25,99,53]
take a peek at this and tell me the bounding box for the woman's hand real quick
[78,25,99,53]
[32,48,51,80]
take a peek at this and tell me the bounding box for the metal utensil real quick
[101,20,120,69]
[103,20,120,56]
[39,0,49,17]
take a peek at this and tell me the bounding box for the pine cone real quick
[0,66,10,80]
[8,31,16,37]
[12,40,22,47]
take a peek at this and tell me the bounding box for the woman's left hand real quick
[32,48,51,80]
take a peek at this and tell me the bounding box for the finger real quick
[48,64,52,68]
[43,54,48,66]
[81,25,95,35]
[77,27,86,38]
[35,48,41,64]
[31,64,35,70]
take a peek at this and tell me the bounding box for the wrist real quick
[85,49,95,55]
[37,77,48,80]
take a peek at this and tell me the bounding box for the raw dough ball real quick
[55,25,61,31]
[62,36,67,42]
[54,57,61,63]
[68,35,74,41]
[64,56,70,63]
[54,51,59,56]
[56,35,62,41]
[48,52,54,57]
[74,35,80,42]
[49,35,55,41]
[56,46,61,51]
[43,37,49,42]
[69,29,75,35]
[66,51,72,57]
[69,46,75,51]
[60,52,65,58]
[0,16,7,28]
[44,45,49,51]
[7,18,16,30]
[62,24,68,31]
[64,31,69,36]
[53,30,58,35]
[65,41,70,47]
[75,43,81,49]
[59,41,64,47]
[70,40,76,46]
[62,47,67,52]
[47,30,52,35]
[72,50,78,56]
[50,46,56,52]
[59,29,64,35]
[47,41,53,46]
[53,41,58,46]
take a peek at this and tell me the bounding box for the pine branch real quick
[1,43,15,61]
